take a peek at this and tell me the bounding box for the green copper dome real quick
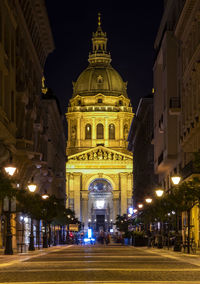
[72,15,127,98]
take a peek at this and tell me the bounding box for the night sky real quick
[44,1,163,115]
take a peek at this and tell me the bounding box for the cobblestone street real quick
[1,244,200,283]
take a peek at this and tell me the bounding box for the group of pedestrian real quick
[97,231,111,245]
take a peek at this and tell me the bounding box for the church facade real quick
[66,15,134,231]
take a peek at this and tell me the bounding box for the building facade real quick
[66,16,134,232]
[0,0,66,250]
[128,94,157,207]
[153,0,200,245]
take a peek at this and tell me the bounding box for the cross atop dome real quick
[98,12,101,27]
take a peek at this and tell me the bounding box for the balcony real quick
[180,161,200,180]
[68,105,132,113]
[169,97,181,115]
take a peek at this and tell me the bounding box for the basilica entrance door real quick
[88,178,113,232]
[96,215,105,231]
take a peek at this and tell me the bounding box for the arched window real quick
[97,123,104,139]
[109,124,115,139]
[85,124,92,139]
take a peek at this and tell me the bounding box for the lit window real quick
[97,123,104,139]
[85,124,92,139]
[109,124,115,139]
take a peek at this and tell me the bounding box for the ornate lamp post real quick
[27,179,37,251]
[155,188,164,248]
[3,163,17,255]
[41,191,49,248]
[171,174,182,252]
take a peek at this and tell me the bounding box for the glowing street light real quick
[145,198,152,204]
[4,166,17,176]
[42,191,49,199]
[27,182,37,193]
[171,175,181,185]
[155,189,164,197]
[133,209,138,213]
[138,203,143,209]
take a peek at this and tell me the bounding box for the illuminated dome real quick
[72,14,127,98]
[73,65,127,97]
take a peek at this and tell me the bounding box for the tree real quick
[115,214,133,238]
[0,170,16,200]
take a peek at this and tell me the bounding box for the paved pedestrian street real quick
[1,244,200,283]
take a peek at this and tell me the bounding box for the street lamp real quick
[4,166,17,176]
[138,204,143,209]
[171,174,182,252]
[41,190,50,248]
[171,175,181,185]
[28,178,37,251]
[42,191,49,199]
[3,162,17,255]
[27,182,37,193]
[155,189,164,197]
[145,198,152,204]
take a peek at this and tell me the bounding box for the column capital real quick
[81,190,88,200]
[113,190,120,199]
[73,172,82,177]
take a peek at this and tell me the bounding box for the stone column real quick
[127,173,133,207]
[81,191,88,232]
[105,119,108,146]
[119,118,124,147]
[113,191,120,222]
[92,118,96,147]
[73,173,81,220]
[120,173,128,215]
[65,173,70,208]
[69,174,74,211]
[77,117,80,147]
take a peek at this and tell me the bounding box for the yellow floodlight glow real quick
[138,203,143,209]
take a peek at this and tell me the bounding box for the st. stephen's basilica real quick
[66,14,134,232]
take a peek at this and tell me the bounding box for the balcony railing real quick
[180,161,200,179]
[169,97,181,115]
[68,106,132,113]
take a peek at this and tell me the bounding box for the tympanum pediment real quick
[68,146,132,161]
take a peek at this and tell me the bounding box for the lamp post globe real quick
[28,183,37,193]
[171,175,181,185]
[4,166,17,176]
[155,189,164,197]
[42,193,49,199]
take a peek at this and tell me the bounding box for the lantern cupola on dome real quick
[72,13,128,98]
